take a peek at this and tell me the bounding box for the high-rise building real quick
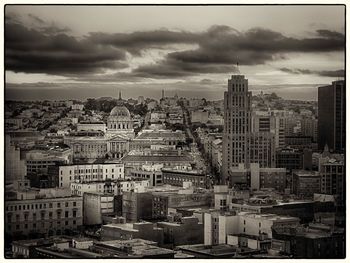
[222,75,252,183]
[252,111,285,149]
[250,132,276,168]
[318,80,345,153]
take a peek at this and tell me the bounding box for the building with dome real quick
[106,105,135,139]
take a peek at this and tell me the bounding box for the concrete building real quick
[25,146,72,175]
[227,163,286,192]
[252,111,285,149]
[319,158,345,207]
[272,224,345,258]
[122,191,154,222]
[292,171,320,199]
[101,221,163,244]
[64,131,108,160]
[204,211,300,246]
[162,168,207,188]
[152,187,213,220]
[249,132,276,168]
[250,164,287,192]
[157,216,204,248]
[222,74,252,183]
[5,135,26,183]
[122,150,193,176]
[318,80,345,153]
[83,192,114,225]
[276,147,304,174]
[130,164,163,187]
[53,162,124,188]
[300,117,318,142]
[5,192,83,238]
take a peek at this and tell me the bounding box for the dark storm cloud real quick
[280,68,344,78]
[123,26,344,78]
[88,30,199,55]
[5,11,344,79]
[5,19,127,75]
[165,26,344,65]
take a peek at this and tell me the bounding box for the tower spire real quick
[119,90,122,100]
[236,62,240,74]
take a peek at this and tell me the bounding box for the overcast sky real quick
[5,5,345,101]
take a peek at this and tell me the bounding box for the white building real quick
[58,163,124,188]
[204,211,300,245]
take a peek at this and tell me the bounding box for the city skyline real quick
[5,5,345,101]
[4,4,346,259]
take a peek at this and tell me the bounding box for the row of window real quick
[6,201,78,211]
[7,210,78,222]
[7,220,78,231]
[61,168,122,175]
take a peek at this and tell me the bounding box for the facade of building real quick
[276,148,303,173]
[157,216,204,248]
[204,211,300,246]
[5,195,83,237]
[5,135,26,183]
[122,191,154,222]
[222,75,252,183]
[152,190,213,220]
[292,171,321,199]
[318,80,345,153]
[162,168,207,188]
[64,131,107,160]
[319,159,345,207]
[249,132,276,168]
[129,164,163,187]
[83,192,114,225]
[55,163,124,188]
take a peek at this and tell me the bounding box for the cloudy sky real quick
[5,5,345,101]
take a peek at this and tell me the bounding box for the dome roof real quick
[110,105,130,118]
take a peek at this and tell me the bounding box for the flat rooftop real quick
[177,244,238,257]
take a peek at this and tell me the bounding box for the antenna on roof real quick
[236,62,240,74]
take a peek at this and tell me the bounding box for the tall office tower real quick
[318,80,345,153]
[162,89,165,99]
[222,75,252,184]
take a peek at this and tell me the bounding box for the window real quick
[73,211,77,217]
[49,203,53,208]
[65,202,69,207]
[65,211,69,218]
[57,203,61,208]
[73,202,76,207]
